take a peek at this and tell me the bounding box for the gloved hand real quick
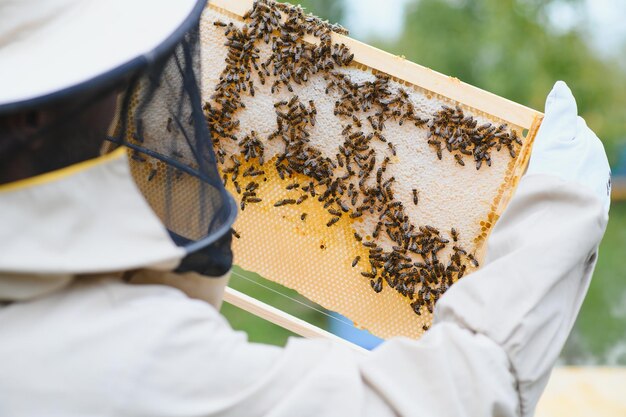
[527,80,611,213]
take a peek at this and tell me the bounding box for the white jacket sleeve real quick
[433,174,607,417]
[122,283,518,417]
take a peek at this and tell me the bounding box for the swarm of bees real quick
[427,105,523,169]
[205,0,522,318]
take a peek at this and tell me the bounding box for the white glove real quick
[526,81,611,213]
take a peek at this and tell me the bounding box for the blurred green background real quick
[221,0,626,365]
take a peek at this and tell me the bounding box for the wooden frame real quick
[224,287,367,352]
[208,0,544,345]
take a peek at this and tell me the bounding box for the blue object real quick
[329,313,383,350]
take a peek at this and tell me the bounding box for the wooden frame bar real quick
[223,287,368,352]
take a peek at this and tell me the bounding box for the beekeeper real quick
[0,1,610,416]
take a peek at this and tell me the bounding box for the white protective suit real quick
[0,82,610,417]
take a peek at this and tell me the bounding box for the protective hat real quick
[0,0,237,277]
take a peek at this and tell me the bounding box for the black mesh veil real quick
[105,17,237,277]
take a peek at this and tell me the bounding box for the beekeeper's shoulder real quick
[75,275,231,328]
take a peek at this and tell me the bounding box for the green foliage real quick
[565,202,626,364]
[221,266,329,346]
[285,0,346,25]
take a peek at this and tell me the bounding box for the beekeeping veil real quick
[0,0,237,278]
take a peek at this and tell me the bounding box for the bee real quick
[374,131,386,143]
[468,253,480,267]
[458,265,466,279]
[274,199,296,207]
[427,138,441,147]
[288,95,299,107]
[296,195,308,204]
[372,221,382,238]
[214,20,228,27]
[354,232,363,242]
[454,154,465,166]
[381,156,390,172]
[411,301,422,316]
[352,256,361,267]
[451,227,459,242]
[349,131,363,140]
[226,40,243,51]
[327,216,340,227]
[271,80,281,94]
[231,228,241,239]
[328,208,342,216]
[422,225,438,235]
[301,213,307,221]
[370,277,383,293]
[147,169,157,182]
[412,189,419,205]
